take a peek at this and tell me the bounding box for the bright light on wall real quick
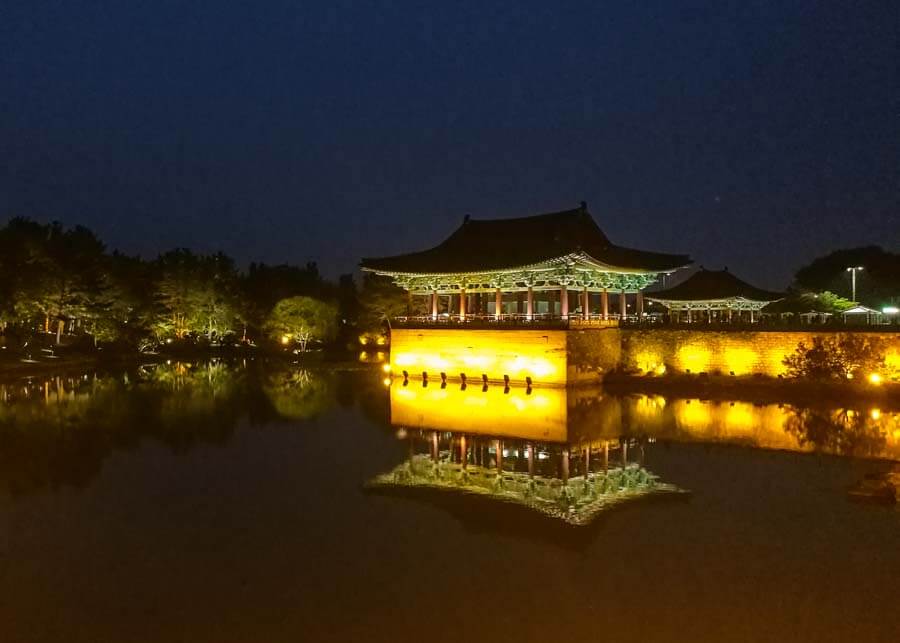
[390,329,566,385]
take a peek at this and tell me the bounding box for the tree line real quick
[0,218,404,353]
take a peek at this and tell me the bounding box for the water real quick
[0,361,898,642]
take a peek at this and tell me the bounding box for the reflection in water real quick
[375,384,687,525]
[370,380,900,525]
[0,361,345,496]
[389,383,900,460]
[367,432,686,526]
[263,368,334,420]
[3,362,899,506]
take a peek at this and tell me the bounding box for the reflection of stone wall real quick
[620,330,900,377]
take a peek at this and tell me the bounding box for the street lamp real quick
[845,266,863,302]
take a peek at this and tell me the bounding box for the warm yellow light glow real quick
[390,382,568,442]
[634,351,663,374]
[868,373,882,385]
[281,335,290,345]
[724,347,757,376]
[382,363,391,373]
[724,402,756,431]
[389,329,566,385]
[870,408,881,420]
[676,345,711,373]
[375,336,386,346]
[382,377,392,387]
[674,399,712,430]
[358,334,369,346]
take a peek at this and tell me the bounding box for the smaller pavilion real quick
[646,267,784,323]
[841,305,883,325]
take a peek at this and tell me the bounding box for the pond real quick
[0,360,898,642]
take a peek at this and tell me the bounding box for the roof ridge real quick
[464,205,585,224]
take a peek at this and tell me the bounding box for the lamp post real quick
[846,266,864,302]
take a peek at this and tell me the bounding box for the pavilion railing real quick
[619,318,900,331]
[391,314,899,331]
[391,313,621,329]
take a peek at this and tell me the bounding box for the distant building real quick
[646,267,784,322]
[361,203,690,322]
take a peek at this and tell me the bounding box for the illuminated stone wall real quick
[390,328,570,386]
[620,329,900,377]
[389,327,900,384]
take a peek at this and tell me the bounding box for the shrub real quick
[783,334,886,380]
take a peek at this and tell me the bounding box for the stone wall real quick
[619,329,900,377]
[390,328,569,386]
[566,327,621,383]
[389,327,900,385]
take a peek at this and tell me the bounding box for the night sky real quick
[2,1,896,288]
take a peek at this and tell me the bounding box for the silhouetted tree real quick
[794,246,900,306]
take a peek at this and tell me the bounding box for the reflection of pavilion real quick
[368,382,900,525]
[367,384,687,526]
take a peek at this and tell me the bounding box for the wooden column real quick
[636,291,644,319]
[495,288,502,320]
[527,444,535,477]
[601,288,609,320]
[620,289,627,319]
[495,439,503,473]
[561,448,569,484]
[432,431,439,463]
[526,286,534,320]
[431,291,438,320]
[560,285,568,320]
[459,288,466,321]
[583,287,590,320]
[460,434,467,468]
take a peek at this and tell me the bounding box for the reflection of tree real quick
[784,407,887,458]
[263,368,334,420]
[0,361,337,496]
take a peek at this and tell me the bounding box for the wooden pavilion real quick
[646,267,784,323]
[361,203,691,323]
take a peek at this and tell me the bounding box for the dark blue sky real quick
[2,1,896,287]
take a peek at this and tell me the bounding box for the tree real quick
[794,246,900,306]
[264,296,337,351]
[154,250,244,341]
[357,273,409,334]
[782,334,887,380]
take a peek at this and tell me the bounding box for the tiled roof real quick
[361,204,691,274]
